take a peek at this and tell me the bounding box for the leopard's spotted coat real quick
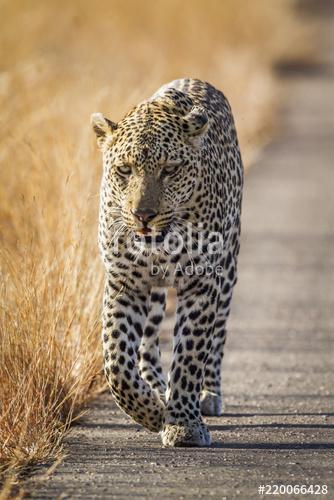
[91,78,243,447]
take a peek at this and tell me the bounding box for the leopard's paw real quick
[161,422,211,447]
[200,390,224,416]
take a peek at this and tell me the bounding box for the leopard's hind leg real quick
[200,319,227,416]
[201,238,240,416]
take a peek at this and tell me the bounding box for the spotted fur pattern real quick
[91,78,243,447]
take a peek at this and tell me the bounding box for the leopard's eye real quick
[161,162,182,178]
[115,164,132,177]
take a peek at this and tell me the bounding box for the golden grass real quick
[0,0,309,485]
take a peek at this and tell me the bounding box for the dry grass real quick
[0,0,309,485]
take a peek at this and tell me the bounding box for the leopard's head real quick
[92,89,208,242]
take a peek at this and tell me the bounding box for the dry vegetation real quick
[0,0,309,484]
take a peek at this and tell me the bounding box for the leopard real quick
[91,78,243,447]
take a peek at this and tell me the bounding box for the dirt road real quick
[31,6,334,500]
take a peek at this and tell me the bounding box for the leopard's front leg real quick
[102,279,164,432]
[161,279,218,447]
[138,287,167,401]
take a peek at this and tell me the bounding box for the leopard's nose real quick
[131,208,158,224]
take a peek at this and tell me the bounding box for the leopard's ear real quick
[90,113,117,149]
[151,87,194,115]
[183,106,209,147]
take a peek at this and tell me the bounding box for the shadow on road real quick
[210,442,334,450]
[224,412,334,417]
[210,423,334,430]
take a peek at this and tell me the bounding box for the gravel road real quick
[30,5,334,499]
